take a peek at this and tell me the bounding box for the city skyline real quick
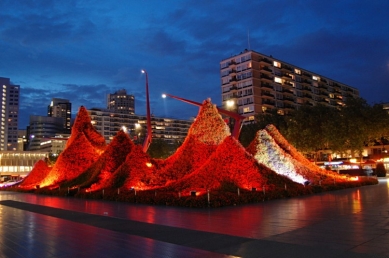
[0,0,388,128]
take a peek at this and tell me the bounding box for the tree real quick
[239,122,261,147]
[376,162,387,177]
[147,138,181,159]
[286,104,334,159]
[256,108,288,133]
[239,109,288,147]
[339,98,372,157]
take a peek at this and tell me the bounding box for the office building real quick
[220,50,360,121]
[107,89,135,114]
[48,98,71,132]
[26,116,67,151]
[0,77,20,151]
[36,135,69,155]
[87,108,192,144]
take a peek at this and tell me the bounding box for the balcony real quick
[283,96,295,103]
[284,81,294,87]
[261,83,273,89]
[262,99,276,106]
[282,73,294,80]
[318,83,327,89]
[260,73,273,81]
[260,58,272,64]
[284,104,296,109]
[281,65,293,71]
[282,87,294,95]
[261,66,273,73]
[261,91,274,97]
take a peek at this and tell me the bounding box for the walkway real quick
[0,178,388,257]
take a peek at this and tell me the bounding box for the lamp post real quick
[134,123,142,144]
[225,99,237,132]
[141,70,152,153]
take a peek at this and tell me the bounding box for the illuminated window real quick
[273,61,281,68]
[294,69,301,74]
[329,94,334,98]
[312,75,319,81]
[262,106,267,112]
[277,110,284,115]
[274,77,282,84]
[243,106,253,113]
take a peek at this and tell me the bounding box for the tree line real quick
[239,98,389,160]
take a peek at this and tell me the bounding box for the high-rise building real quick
[48,98,71,132]
[87,108,192,144]
[0,77,20,151]
[220,50,360,121]
[107,89,135,114]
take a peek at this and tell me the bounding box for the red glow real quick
[19,159,51,189]
[19,100,356,196]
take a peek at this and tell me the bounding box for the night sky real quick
[1,0,388,128]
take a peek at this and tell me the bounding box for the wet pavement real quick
[0,178,389,257]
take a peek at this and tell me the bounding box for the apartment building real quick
[87,108,192,144]
[0,77,20,151]
[220,50,360,121]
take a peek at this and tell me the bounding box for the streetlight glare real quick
[162,94,167,98]
[141,69,146,74]
[226,100,234,107]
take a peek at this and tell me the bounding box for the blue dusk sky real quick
[0,0,388,128]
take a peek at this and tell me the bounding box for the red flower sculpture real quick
[19,159,51,189]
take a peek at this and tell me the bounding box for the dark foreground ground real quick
[0,178,389,258]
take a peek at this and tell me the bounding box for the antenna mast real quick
[247,29,251,50]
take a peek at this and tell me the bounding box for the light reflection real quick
[352,189,361,213]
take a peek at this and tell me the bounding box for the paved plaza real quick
[0,178,389,257]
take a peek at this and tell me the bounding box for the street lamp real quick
[121,125,128,133]
[141,70,152,153]
[134,123,142,144]
[225,99,237,132]
[226,99,234,108]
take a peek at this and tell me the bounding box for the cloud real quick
[0,0,387,129]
